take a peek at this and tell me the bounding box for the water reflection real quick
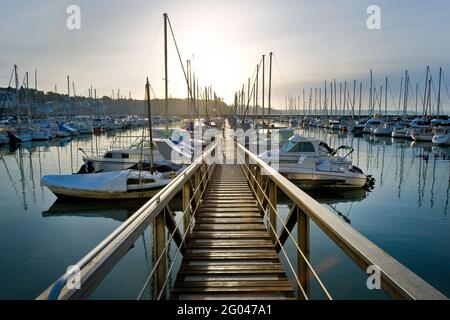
[1,126,450,299]
[42,200,142,222]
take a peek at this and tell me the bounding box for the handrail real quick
[137,158,217,299]
[236,142,447,300]
[236,150,332,300]
[37,142,218,300]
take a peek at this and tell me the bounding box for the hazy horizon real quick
[1,0,450,112]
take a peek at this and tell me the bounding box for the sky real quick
[1,0,450,111]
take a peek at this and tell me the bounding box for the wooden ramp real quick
[171,165,294,300]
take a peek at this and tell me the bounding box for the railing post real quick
[297,206,310,299]
[183,181,191,240]
[268,179,277,243]
[234,137,237,164]
[256,165,262,206]
[201,162,207,191]
[153,210,167,299]
[194,166,201,206]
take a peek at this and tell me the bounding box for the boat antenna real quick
[146,77,155,174]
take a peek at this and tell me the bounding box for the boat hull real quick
[432,134,450,145]
[281,170,368,188]
[411,133,433,142]
[45,185,162,199]
[373,127,393,136]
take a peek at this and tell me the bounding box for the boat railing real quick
[37,141,218,300]
[235,140,447,300]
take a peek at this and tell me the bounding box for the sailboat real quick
[259,134,374,188]
[42,76,186,199]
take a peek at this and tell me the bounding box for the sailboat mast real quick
[67,75,71,119]
[437,67,442,116]
[330,81,333,117]
[255,63,259,127]
[369,69,373,116]
[352,80,356,118]
[359,82,362,119]
[423,66,429,116]
[146,77,154,174]
[164,13,169,132]
[404,70,409,116]
[25,72,30,119]
[385,77,388,117]
[262,54,265,127]
[267,52,273,135]
[35,69,38,118]
[324,81,327,117]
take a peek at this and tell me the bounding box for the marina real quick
[1,1,450,305]
[0,124,449,299]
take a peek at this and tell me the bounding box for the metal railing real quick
[37,142,218,300]
[236,141,447,300]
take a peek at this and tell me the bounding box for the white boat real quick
[327,119,340,131]
[77,119,93,134]
[432,131,450,145]
[352,118,369,133]
[58,122,79,135]
[259,134,373,188]
[246,128,294,152]
[392,127,410,139]
[83,137,194,172]
[363,118,385,134]
[373,122,394,136]
[411,119,450,142]
[41,166,185,200]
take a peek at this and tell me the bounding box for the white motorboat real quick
[363,118,385,134]
[41,164,185,200]
[246,128,294,153]
[373,122,394,136]
[392,127,410,139]
[352,118,369,133]
[78,122,93,134]
[432,132,450,145]
[259,134,374,188]
[327,119,340,131]
[411,119,450,142]
[82,137,194,172]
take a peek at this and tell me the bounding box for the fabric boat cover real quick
[59,122,77,133]
[41,170,130,192]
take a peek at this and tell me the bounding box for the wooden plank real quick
[190,232,270,240]
[174,280,292,288]
[172,164,294,300]
[200,207,259,213]
[194,224,267,231]
[196,218,262,224]
[198,213,261,218]
[171,286,293,293]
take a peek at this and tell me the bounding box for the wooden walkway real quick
[171,165,294,300]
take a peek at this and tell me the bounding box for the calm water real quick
[0,127,449,299]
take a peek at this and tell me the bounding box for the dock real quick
[172,165,293,299]
[37,136,448,300]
